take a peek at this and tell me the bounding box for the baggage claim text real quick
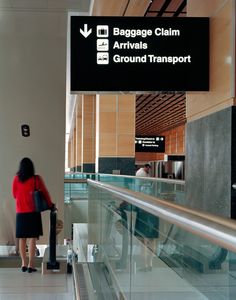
[112,27,191,64]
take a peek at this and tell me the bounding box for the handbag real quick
[33,175,49,212]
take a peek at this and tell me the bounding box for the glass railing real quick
[64,174,95,240]
[71,179,236,300]
[65,172,96,180]
[64,172,185,204]
[64,172,96,202]
[97,173,185,204]
[64,173,185,241]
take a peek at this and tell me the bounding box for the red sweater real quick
[12,175,53,213]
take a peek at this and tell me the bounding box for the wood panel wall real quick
[75,96,82,168]
[92,0,150,16]
[82,95,96,164]
[98,94,135,157]
[186,0,235,121]
[135,124,185,161]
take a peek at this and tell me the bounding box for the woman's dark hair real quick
[17,157,35,182]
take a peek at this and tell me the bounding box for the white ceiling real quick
[0,0,92,12]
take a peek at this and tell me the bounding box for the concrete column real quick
[67,136,72,170]
[72,127,76,171]
[68,129,75,172]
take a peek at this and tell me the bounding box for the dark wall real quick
[231,107,236,219]
[185,107,232,217]
[82,163,95,173]
[98,157,135,175]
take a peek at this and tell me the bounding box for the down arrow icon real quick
[80,24,92,38]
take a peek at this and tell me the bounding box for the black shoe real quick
[21,266,27,272]
[28,267,37,273]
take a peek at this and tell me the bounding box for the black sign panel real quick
[70,16,209,92]
[135,136,165,152]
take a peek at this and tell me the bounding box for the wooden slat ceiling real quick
[136,0,187,135]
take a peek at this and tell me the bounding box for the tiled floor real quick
[0,245,75,300]
[1,240,236,300]
[0,268,75,300]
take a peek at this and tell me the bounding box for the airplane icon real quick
[97,39,109,51]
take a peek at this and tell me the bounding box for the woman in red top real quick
[12,157,54,273]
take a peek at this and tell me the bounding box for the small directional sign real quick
[70,16,209,92]
[135,136,165,152]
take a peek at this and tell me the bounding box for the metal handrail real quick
[87,179,236,253]
[64,178,87,183]
[72,259,81,300]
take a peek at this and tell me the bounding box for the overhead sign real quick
[135,136,165,152]
[70,16,209,92]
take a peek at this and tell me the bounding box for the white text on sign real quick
[113,27,180,38]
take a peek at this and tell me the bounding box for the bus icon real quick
[97,52,109,65]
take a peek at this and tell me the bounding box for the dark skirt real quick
[16,212,43,238]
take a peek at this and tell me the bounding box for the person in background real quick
[136,163,151,177]
[12,157,54,273]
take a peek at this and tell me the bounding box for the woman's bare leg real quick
[15,238,19,255]
[28,238,36,268]
[19,238,27,267]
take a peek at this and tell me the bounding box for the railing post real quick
[47,209,60,270]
